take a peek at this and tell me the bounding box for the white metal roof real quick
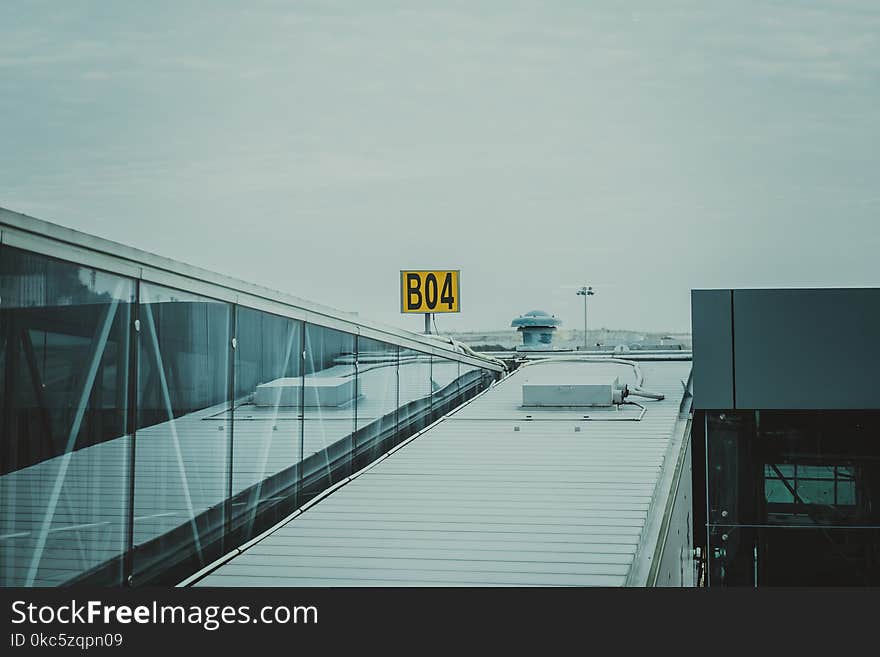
[196,358,692,587]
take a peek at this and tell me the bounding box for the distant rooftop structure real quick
[511,309,561,350]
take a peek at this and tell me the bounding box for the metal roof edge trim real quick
[626,410,693,586]
[692,286,880,292]
[0,207,501,372]
[514,352,692,362]
[645,416,693,587]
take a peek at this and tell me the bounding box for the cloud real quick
[2,1,880,333]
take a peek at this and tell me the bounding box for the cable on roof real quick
[422,333,508,371]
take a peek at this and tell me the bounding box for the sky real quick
[2,1,879,334]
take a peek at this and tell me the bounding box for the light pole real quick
[576,285,594,351]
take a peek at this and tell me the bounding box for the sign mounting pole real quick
[425,313,432,335]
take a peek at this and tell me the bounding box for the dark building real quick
[691,288,880,586]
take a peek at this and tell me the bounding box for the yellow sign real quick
[400,270,460,313]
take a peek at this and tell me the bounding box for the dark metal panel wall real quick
[733,288,880,409]
[691,290,734,409]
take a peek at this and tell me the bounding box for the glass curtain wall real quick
[702,409,880,586]
[300,325,356,503]
[0,243,498,586]
[397,348,433,437]
[133,283,231,583]
[0,246,134,586]
[430,355,460,423]
[353,337,398,470]
[229,307,303,544]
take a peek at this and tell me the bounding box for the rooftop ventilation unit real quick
[522,377,628,408]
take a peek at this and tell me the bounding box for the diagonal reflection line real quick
[306,349,336,483]
[246,326,298,537]
[25,284,123,587]
[57,475,89,571]
[140,300,205,561]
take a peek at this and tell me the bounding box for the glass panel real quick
[431,355,460,391]
[430,355,459,422]
[0,243,500,586]
[799,465,835,478]
[796,479,835,505]
[398,348,432,435]
[354,338,398,469]
[765,464,794,478]
[837,481,856,505]
[230,307,303,542]
[764,479,794,504]
[398,349,432,405]
[458,362,488,398]
[0,246,133,586]
[133,283,231,582]
[706,410,880,528]
[708,525,880,586]
[300,324,356,501]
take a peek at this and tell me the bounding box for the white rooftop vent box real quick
[254,376,356,407]
[522,377,624,408]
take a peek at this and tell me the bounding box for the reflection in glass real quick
[764,464,855,507]
[398,349,432,406]
[301,324,356,499]
[0,245,500,586]
[709,524,880,586]
[0,246,133,586]
[430,355,458,423]
[133,283,231,581]
[458,362,488,395]
[230,308,303,541]
[398,349,433,435]
[430,356,460,391]
[354,338,398,467]
[704,409,880,586]
[707,411,880,528]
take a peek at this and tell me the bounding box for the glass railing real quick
[0,239,500,586]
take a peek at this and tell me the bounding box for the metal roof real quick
[195,357,692,587]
